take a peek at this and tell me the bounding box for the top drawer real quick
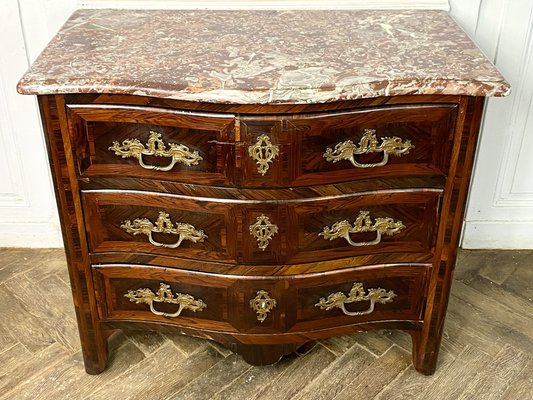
[241,104,457,187]
[65,102,456,189]
[66,104,236,186]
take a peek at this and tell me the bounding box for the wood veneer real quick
[38,93,485,375]
[93,263,429,334]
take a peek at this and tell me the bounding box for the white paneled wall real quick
[0,0,74,247]
[1,0,532,248]
[450,0,533,248]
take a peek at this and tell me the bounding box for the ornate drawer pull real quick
[125,283,207,318]
[120,211,207,248]
[250,290,277,322]
[323,129,413,168]
[315,282,396,316]
[109,131,203,171]
[319,210,405,247]
[249,214,278,251]
[248,134,279,175]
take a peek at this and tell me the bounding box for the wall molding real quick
[80,0,450,10]
[456,0,533,248]
[0,63,29,208]
[0,0,63,248]
[492,3,533,206]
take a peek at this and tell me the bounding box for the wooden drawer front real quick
[92,264,428,334]
[66,105,235,185]
[93,265,234,332]
[286,190,441,263]
[93,265,289,333]
[82,191,237,263]
[288,264,429,332]
[83,189,439,265]
[241,104,456,187]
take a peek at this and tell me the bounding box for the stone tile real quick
[415,346,493,400]
[125,330,168,356]
[0,283,56,353]
[501,357,533,400]
[168,354,251,400]
[321,331,393,357]
[373,345,478,400]
[290,344,374,400]
[4,275,80,351]
[0,342,71,397]
[456,345,529,400]
[5,340,145,400]
[211,354,300,400]
[254,345,338,400]
[0,248,64,283]
[333,346,411,400]
[89,344,222,400]
[166,333,210,356]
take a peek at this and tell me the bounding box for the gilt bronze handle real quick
[319,210,405,247]
[109,131,203,171]
[120,211,207,248]
[125,283,207,318]
[323,129,413,168]
[315,282,396,316]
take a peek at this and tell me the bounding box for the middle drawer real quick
[82,189,441,264]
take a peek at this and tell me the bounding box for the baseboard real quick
[0,221,63,248]
[462,221,533,249]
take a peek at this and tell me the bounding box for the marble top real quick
[17,9,510,104]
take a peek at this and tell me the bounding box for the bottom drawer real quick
[93,263,430,334]
[288,264,429,332]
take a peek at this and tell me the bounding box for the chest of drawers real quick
[18,9,509,375]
